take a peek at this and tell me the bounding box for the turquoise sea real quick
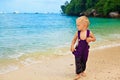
[0,13,120,74]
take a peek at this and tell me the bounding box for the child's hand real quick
[70,46,76,52]
[86,37,92,43]
[86,31,96,43]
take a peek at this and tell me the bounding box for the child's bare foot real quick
[74,74,81,80]
[81,72,86,77]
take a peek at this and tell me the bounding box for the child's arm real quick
[70,32,78,52]
[86,31,96,43]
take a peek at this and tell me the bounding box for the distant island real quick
[61,0,120,18]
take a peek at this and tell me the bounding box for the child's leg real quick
[81,47,89,76]
[74,56,83,80]
[75,56,83,74]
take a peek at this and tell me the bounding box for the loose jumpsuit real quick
[72,30,90,74]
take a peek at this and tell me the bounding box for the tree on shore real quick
[61,0,120,17]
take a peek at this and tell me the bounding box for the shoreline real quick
[0,46,120,80]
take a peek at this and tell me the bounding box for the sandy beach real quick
[0,46,120,80]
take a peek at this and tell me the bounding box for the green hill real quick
[61,0,120,17]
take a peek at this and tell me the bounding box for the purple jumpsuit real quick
[72,30,90,74]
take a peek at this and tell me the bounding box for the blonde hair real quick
[76,16,90,27]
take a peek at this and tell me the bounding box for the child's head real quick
[76,16,90,31]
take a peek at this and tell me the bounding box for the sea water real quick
[0,13,120,74]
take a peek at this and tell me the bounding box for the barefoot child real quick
[70,16,96,80]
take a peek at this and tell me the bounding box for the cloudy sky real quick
[0,0,70,13]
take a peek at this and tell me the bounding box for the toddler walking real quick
[70,16,96,80]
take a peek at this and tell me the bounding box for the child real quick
[70,16,96,80]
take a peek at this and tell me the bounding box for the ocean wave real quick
[91,43,120,50]
[0,65,18,74]
[20,58,39,66]
[0,58,40,74]
[8,52,25,59]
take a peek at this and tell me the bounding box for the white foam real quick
[109,34,120,38]
[8,52,25,59]
[0,65,18,74]
[54,50,71,56]
[91,43,120,50]
[20,58,38,66]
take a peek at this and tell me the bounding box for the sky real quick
[0,0,70,13]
